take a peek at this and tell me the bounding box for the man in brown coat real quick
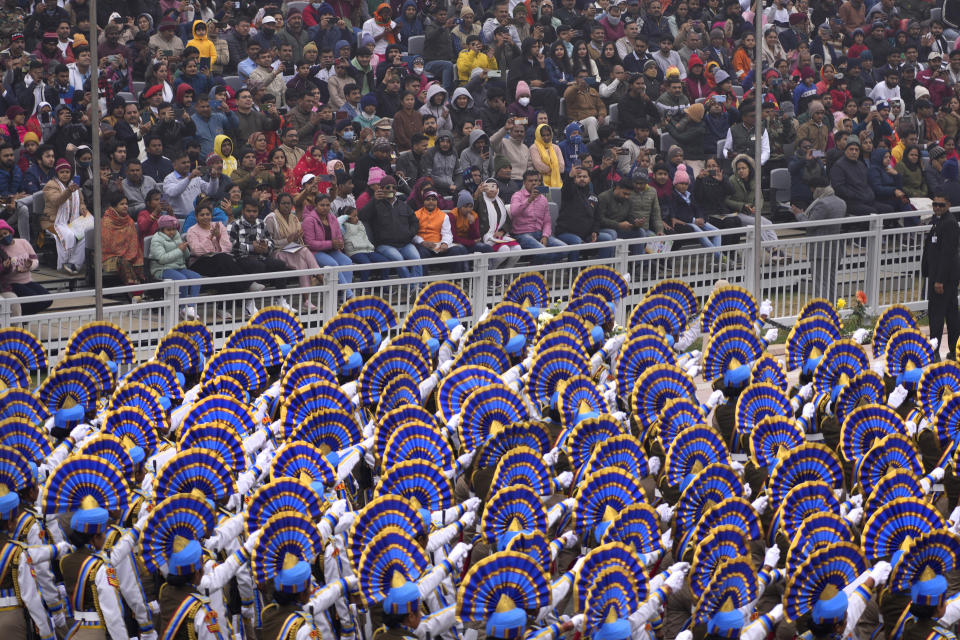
[562,70,608,141]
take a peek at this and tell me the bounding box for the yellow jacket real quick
[456,49,498,84]
[187,20,218,66]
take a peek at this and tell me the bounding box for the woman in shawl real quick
[41,158,91,274]
[264,191,322,306]
[285,146,332,195]
[101,190,145,291]
[476,178,521,268]
[530,124,564,188]
[247,131,271,165]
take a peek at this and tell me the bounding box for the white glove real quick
[664,568,686,592]
[254,447,274,473]
[225,493,241,512]
[870,560,892,586]
[931,467,946,481]
[149,601,160,616]
[888,384,909,409]
[730,460,745,475]
[53,610,66,630]
[852,328,869,344]
[647,456,661,477]
[707,389,726,409]
[56,541,74,557]
[665,560,690,579]
[464,497,481,512]
[141,630,158,640]
[676,632,694,640]
[327,500,348,520]
[922,477,934,493]
[559,531,579,548]
[847,493,863,508]
[69,424,92,441]
[447,542,471,569]
[871,359,886,376]
[570,614,586,631]
[801,402,816,421]
[798,382,814,401]
[243,529,262,554]
[684,363,700,379]
[542,448,560,467]
[555,471,574,489]
[918,418,932,433]
[759,299,773,317]
[763,328,779,343]
[906,420,918,437]
[335,511,357,533]
[764,545,780,569]
[134,507,150,532]
[660,528,673,550]
[461,511,476,529]
[752,495,769,515]
[931,337,940,351]
[656,504,675,524]
[742,482,752,499]
[949,505,960,527]
[844,507,864,526]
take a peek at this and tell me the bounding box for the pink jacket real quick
[185,222,233,262]
[509,188,552,237]
[302,207,344,252]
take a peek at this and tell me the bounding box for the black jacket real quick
[922,211,960,285]
[507,54,550,99]
[358,197,420,247]
[829,156,875,204]
[556,176,601,240]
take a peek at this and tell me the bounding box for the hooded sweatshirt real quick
[214,135,238,176]
[460,130,495,179]
[448,87,480,138]
[941,158,960,206]
[558,122,587,174]
[187,20,218,67]
[419,84,452,132]
[425,131,460,191]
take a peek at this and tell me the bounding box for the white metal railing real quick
[0,209,933,365]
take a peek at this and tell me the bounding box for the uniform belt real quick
[73,611,102,623]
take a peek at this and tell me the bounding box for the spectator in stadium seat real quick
[359,175,423,279]
[509,170,566,261]
[556,166,617,258]
[509,38,561,124]
[0,143,29,241]
[831,136,895,215]
[0,220,49,316]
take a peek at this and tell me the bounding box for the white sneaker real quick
[248,282,266,292]
[277,297,293,311]
[184,305,198,320]
[216,309,233,321]
[245,300,259,316]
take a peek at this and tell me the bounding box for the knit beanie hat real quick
[673,166,691,185]
[515,81,531,98]
[158,215,179,230]
[368,167,387,185]
[458,191,474,207]
[686,103,705,123]
[361,93,378,108]
[494,155,512,173]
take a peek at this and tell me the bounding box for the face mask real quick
[518,96,530,106]
[413,65,424,74]
[343,130,355,141]
[571,133,581,142]
[608,15,620,24]
[0,236,11,245]
[78,160,90,167]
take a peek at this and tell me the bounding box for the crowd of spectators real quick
[0,0,958,315]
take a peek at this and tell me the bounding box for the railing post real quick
[0,296,10,329]
[865,215,882,317]
[323,271,338,320]
[742,228,756,293]
[474,254,489,319]
[615,241,630,326]
[167,280,179,332]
